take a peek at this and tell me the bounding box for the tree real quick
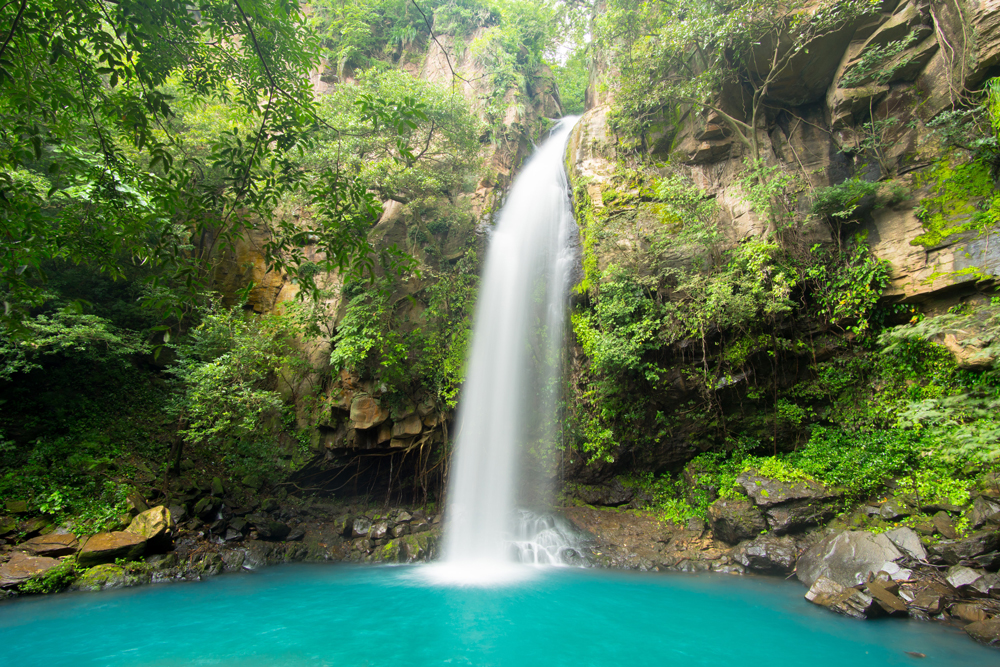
[0,0,425,333]
[598,0,878,160]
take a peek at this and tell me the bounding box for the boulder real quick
[909,591,945,615]
[390,415,423,438]
[952,602,992,623]
[804,576,884,620]
[569,480,634,507]
[970,496,1000,529]
[945,565,984,590]
[928,530,1000,565]
[883,526,927,561]
[350,395,389,430]
[255,520,291,541]
[193,496,219,521]
[735,471,841,534]
[0,516,16,536]
[17,532,80,558]
[969,572,1000,597]
[932,511,959,539]
[864,578,908,616]
[370,521,388,540]
[0,551,62,588]
[211,477,224,497]
[286,527,305,542]
[351,517,372,538]
[879,499,910,520]
[126,506,173,553]
[965,618,1000,648]
[796,530,903,587]
[708,498,767,544]
[78,531,146,567]
[733,534,799,574]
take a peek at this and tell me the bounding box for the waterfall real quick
[439,117,580,579]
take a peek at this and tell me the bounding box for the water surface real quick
[0,565,993,666]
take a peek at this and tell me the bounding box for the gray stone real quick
[884,527,927,561]
[286,527,305,542]
[708,498,767,545]
[933,511,959,539]
[370,521,388,540]
[965,618,1000,648]
[928,530,1000,565]
[733,534,799,574]
[351,518,372,538]
[970,496,1000,529]
[945,564,984,590]
[804,576,884,620]
[879,499,910,520]
[796,530,903,587]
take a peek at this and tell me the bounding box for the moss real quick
[912,157,998,248]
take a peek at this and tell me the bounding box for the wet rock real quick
[864,578,908,617]
[195,552,224,576]
[0,551,62,588]
[78,531,146,567]
[126,506,173,553]
[964,618,1000,647]
[370,521,388,540]
[909,591,945,615]
[72,563,150,591]
[733,534,799,574]
[569,479,634,507]
[708,498,767,545]
[795,530,902,587]
[952,602,992,623]
[255,520,291,541]
[932,511,959,539]
[970,496,1000,529]
[884,527,927,561]
[17,532,80,558]
[805,576,884,620]
[351,517,372,538]
[928,530,1000,565]
[222,549,246,572]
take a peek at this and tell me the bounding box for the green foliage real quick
[839,30,919,88]
[553,50,589,115]
[168,301,306,474]
[20,558,78,595]
[806,233,890,335]
[810,178,879,220]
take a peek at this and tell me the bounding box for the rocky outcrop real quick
[0,552,62,588]
[795,530,903,587]
[733,534,800,574]
[77,531,146,568]
[805,575,885,619]
[126,506,174,553]
[708,498,767,544]
[735,471,842,534]
[16,532,80,558]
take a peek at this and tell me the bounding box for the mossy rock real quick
[72,564,150,592]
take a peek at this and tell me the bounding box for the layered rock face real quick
[570,0,1000,303]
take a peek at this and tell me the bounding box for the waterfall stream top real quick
[440,116,580,582]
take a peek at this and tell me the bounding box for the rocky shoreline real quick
[3,468,1000,651]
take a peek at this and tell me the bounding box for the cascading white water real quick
[440,117,580,579]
